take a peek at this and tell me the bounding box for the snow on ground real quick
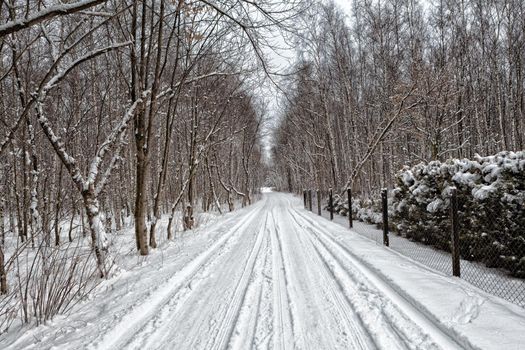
[260,187,274,193]
[316,201,525,307]
[1,193,524,349]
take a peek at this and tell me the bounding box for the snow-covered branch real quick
[0,0,108,37]
[35,102,85,191]
[43,42,132,93]
[87,90,152,190]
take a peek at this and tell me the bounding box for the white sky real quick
[262,0,353,106]
[259,0,353,159]
[333,0,352,14]
[263,1,353,104]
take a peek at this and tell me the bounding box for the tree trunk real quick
[54,163,63,246]
[83,190,107,277]
[0,200,4,245]
[167,215,175,240]
[27,117,40,247]
[133,151,149,255]
[0,243,6,294]
[68,207,75,243]
[184,176,195,230]
[0,192,5,294]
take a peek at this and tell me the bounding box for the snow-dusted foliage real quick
[327,193,384,226]
[392,151,525,277]
[327,152,525,277]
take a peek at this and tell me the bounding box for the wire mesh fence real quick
[304,187,525,307]
[457,194,525,306]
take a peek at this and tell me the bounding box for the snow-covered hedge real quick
[326,193,384,226]
[326,151,525,277]
[392,151,525,277]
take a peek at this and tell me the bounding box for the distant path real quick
[3,193,463,350]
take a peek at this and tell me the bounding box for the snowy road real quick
[4,193,473,349]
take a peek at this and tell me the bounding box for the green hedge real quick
[326,151,525,277]
[392,152,525,277]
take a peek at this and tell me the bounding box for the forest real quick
[0,0,303,328]
[274,0,525,194]
[1,0,525,335]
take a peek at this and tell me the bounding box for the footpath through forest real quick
[1,192,524,350]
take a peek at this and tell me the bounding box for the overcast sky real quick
[260,0,352,159]
[333,0,352,14]
[263,0,353,112]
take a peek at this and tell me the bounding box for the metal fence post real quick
[451,188,461,277]
[317,189,321,216]
[329,188,334,221]
[382,188,389,246]
[347,188,353,228]
[308,189,313,211]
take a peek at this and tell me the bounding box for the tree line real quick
[0,0,300,318]
[273,0,525,195]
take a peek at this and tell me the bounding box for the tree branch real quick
[0,0,108,37]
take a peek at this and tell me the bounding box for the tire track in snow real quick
[226,218,272,349]
[288,209,408,349]
[272,196,369,349]
[290,206,463,350]
[133,200,269,350]
[284,205,377,350]
[251,225,275,349]
[89,201,266,350]
[205,212,269,350]
[269,207,296,350]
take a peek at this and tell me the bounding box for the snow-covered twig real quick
[87,90,151,189]
[0,0,108,37]
[43,42,132,93]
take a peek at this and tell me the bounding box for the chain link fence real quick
[305,188,525,308]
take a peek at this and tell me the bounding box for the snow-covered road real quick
[4,192,523,350]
